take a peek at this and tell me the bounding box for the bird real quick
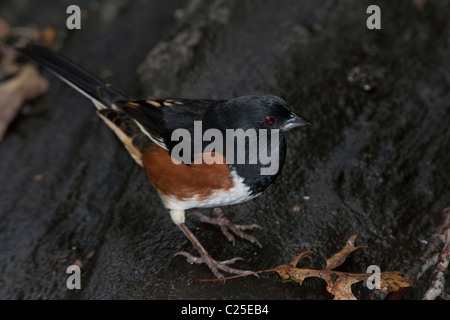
[18,44,311,278]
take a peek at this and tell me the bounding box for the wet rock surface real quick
[0,0,449,299]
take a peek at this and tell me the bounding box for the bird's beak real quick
[283,112,312,131]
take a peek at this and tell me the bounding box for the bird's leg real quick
[188,207,263,247]
[170,209,254,278]
[175,222,254,279]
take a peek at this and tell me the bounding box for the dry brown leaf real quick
[0,19,58,142]
[272,235,412,299]
[380,271,414,293]
[326,235,366,270]
[274,257,412,300]
[0,64,49,141]
[273,262,369,300]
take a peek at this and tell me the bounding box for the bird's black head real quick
[202,94,310,195]
[203,94,311,132]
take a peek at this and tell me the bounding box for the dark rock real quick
[0,0,449,300]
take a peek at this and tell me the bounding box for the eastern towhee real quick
[18,44,310,278]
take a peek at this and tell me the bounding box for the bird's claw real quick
[174,251,252,279]
[188,207,263,247]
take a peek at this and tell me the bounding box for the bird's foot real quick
[175,251,253,279]
[188,207,263,247]
[176,222,255,279]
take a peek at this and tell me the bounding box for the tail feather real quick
[17,44,129,109]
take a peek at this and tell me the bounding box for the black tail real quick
[17,44,129,109]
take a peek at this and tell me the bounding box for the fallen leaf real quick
[326,235,366,270]
[271,235,412,300]
[380,271,414,293]
[0,64,49,142]
[273,257,412,300]
[0,20,54,142]
[195,235,413,300]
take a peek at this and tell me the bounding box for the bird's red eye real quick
[265,116,276,126]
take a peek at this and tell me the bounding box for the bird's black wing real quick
[120,99,224,152]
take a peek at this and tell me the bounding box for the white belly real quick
[160,170,258,210]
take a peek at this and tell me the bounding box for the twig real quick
[422,229,450,300]
[386,206,450,300]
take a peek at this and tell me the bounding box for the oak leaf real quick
[272,235,413,300]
